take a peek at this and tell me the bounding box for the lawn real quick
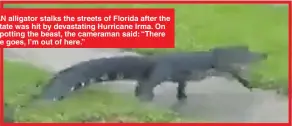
[4,4,289,93]
[4,60,182,122]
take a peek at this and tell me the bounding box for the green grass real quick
[4,4,288,92]
[4,60,183,122]
[4,60,50,105]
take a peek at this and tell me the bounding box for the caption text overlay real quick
[0,9,175,48]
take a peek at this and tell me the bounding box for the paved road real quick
[3,48,289,123]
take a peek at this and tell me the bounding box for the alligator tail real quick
[38,56,149,101]
[37,58,117,101]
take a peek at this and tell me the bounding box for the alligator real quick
[36,45,267,101]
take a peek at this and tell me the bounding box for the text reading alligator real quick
[35,45,267,102]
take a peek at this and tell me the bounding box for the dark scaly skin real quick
[135,46,268,101]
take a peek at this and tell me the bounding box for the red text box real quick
[0,9,175,48]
